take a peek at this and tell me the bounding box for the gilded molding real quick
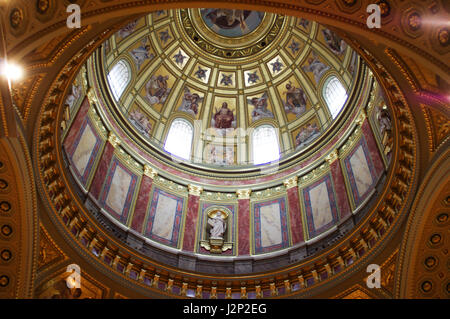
[143,164,158,179]
[325,149,339,164]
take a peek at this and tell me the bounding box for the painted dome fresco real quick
[59,7,394,292]
[94,9,359,168]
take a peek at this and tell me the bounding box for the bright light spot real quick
[0,61,24,82]
[252,125,280,165]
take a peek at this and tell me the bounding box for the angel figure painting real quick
[178,87,203,117]
[248,92,274,122]
[302,51,330,85]
[282,82,308,118]
[145,74,171,106]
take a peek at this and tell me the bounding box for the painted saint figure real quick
[212,102,235,129]
[283,82,307,118]
[208,213,227,239]
[145,75,171,105]
[178,87,203,116]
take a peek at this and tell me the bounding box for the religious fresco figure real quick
[208,213,227,239]
[145,75,171,105]
[322,28,347,55]
[248,92,274,122]
[295,122,321,149]
[129,39,154,71]
[283,82,308,118]
[128,108,152,137]
[302,51,330,85]
[211,102,236,130]
[178,87,203,116]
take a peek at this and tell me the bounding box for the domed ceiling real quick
[58,7,394,292]
[97,9,359,168]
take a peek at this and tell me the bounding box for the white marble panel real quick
[151,193,178,240]
[349,145,373,197]
[105,165,132,215]
[260,203,282,247]
[309,181,333,230]
[72,124,96,176]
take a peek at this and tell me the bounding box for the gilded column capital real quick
[325,149,339,164]
[143,164,158,179]
[355,110,367,126]
[108,131,120,148]
[236,189,251,199]
[283,176,298,189]
[87,87,97,104]
[188,184,203,196]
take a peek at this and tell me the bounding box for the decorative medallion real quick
[178,8,285,59]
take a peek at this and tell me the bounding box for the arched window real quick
[107,60,131,101]
[252,125,280,165]
[323,76,348,119]
[164,119,193,160]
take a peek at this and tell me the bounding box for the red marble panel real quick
[130,175,153,233]
[361,120,384,176]
[63,96,90,150]
[286,187,304,245]
[330,160,352,219]
[89,142,115,199]
[182,194,200,252]
[238,199,250,255]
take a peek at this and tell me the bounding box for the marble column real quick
[130,165,157,233]
[326,150,351,219]
[182,184,202,252]
[237,189,251,256]
[358,111,384,177]
[283,177,304,245]
[89,132,119,199]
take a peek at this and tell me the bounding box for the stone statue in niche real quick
[376,104,393,159]
[208,211,227,239]
[200,210,232,254]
